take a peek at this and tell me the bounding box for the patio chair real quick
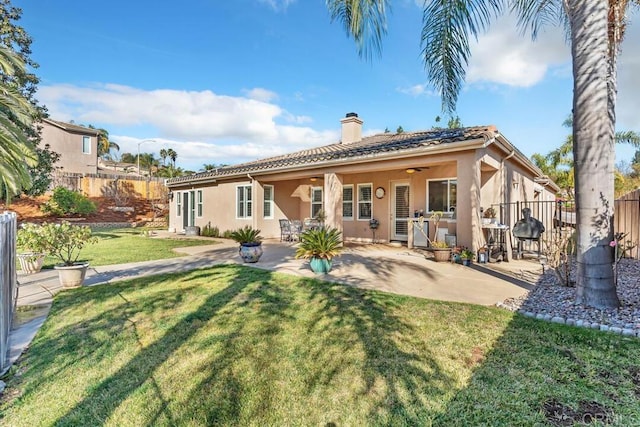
[291,219,303,241]
[279,219,295,242]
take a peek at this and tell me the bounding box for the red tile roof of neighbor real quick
[167,126,498,185]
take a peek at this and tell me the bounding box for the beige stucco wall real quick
[41,122,98,175]
[167,145,558,250]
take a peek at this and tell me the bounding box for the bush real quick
[222,230,234,239]
[201,223,220,238]
[42,187,97,216]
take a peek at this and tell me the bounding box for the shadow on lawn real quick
[50,266,252,425]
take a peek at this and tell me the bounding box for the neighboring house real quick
[166,113,559,252]
[41,118,100,175]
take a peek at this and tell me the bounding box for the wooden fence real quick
[52,172,165,200]
[614,190,640,259]
[0,212,18,373]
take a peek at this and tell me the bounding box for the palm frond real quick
[421,0,503,113]
[615,130,640,147]
[326,0,389,59]
[510,0,565,39]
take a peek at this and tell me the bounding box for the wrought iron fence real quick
[495,195,640,260]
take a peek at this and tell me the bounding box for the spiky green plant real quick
[229,226,262,245]
[295,227,343,260]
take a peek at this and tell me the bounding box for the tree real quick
[167,148,177,168]
[326,0,639,308]
[86,125,119,159]
[0,0,50,199]
[396,126,404,134]
[159,148,168,167]
[0,45,37,199]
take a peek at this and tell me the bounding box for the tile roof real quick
[168,125,497,185]
[42,118,101,135]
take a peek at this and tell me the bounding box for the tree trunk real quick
[569,0,620,308]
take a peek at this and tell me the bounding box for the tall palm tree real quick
[159,148,168,167]
[167,148,177,168]
[326,0,639,308]
[0,45,37,200]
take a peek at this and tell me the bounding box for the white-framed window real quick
[82,136,91,154]
[263,185,274,219]
[427,178,457,213]
[197,190,203,217]
[236,185,252,219]
[311,187,323,218]
[357,183,373,220]
[343,185,354,220]
[176,191,182,217]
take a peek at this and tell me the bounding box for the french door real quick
[391,182,410,241]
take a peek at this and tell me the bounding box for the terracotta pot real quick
[431,248,452,262]
[238,243,263,263]
[54,263,89,288]
[17,252,46,274]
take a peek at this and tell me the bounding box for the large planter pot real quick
[309,257,332,274]
[462,258,472,266]
[185,226,201,236]
[430,248,452,263]
[17,252,46,274]
[54,263,89,288]
[238,242,263,263]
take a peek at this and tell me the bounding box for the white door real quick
[391,182,410,241]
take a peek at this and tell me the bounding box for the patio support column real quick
[323,172,343,236]
[251,178,263,231]
[456,152,483,251]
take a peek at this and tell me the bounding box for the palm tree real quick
[326,0,639,308]
[167,148,177,168]
[159,148,168,167]
[87,125,119,158]
[0,45,37,200]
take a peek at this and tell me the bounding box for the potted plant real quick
[460,248,475,266]
[483,207,497,224]
[16,222,49,274]
[295,227,343,273]
[38,222,98,287]
[425,211,452,262]
[229,226,263,263]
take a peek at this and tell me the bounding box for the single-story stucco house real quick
[166,113,559,252]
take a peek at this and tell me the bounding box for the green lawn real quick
[2,266,639,426]
[40,227,217,268]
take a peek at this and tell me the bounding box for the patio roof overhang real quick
[167,137,490,188]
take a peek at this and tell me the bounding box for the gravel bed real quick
[499,258,640,337]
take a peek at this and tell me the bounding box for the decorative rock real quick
[599,325,609,332]
[536,313,545,320]
[566,318,575,326]
[543,314,553,321]
[622,329,636,336]
[0,380,5,394]
[551,316,565,324]
[610,327,623,334]
[575,320,585,328]
[591,323,601,330]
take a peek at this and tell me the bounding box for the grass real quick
[39,227,217,268]
[2,266,639,426]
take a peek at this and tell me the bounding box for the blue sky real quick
[16,0,640,172]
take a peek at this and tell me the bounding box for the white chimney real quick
[340,112,363,144]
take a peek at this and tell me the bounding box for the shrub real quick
[25,222,97,266]
[229,226,262,245]
[295,227,343,260]
[201,223,220,238]
[42,187,97,216]
[222,230,234,239]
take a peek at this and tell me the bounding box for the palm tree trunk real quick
[569,0,620,308]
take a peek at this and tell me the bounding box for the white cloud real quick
[243,87,279,102]
[257,0,296,12]
[616,14,640,131]
[397,83,436,97]
[38,83,339,170]
[467,14,570,87]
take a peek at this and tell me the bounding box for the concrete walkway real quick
[8,236,542,371]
